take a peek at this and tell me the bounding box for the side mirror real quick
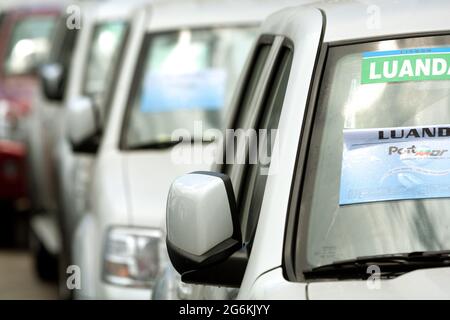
[166,172,246,287]
[40,63,66,101]
[66,96,99,153]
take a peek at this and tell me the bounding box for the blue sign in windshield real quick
[140,69,227,113]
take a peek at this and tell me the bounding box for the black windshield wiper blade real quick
[126,140,183,150]
[126,137,216,151]
[304,250,450,280]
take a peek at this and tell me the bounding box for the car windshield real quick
[300,35,450,270]
[4,15,56,75]
[122,27,256,149]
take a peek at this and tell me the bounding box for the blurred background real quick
[0,0,154,299]
[0,0,63,298]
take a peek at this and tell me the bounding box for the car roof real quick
[93,0,151,22]
[314,0,450,43]
[146,0,314,32]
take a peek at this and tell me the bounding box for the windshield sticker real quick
[140,69,227,113]
[340,124,450,205]
[361,47,450,84]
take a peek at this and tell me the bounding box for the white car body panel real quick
[124,149,209,228]
[246,268,306,300]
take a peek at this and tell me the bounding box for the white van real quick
[27,5,79,283]
[29,0,142,293]
[166,0,450,299]
[70,0,307,299]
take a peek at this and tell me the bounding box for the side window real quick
[238,46,293,247]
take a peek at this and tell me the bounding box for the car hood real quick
[307,267,450,299]
[122,145,212,229]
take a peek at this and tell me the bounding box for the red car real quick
[0,5,61,206]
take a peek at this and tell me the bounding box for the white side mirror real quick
[66,96,98,152]
[166,172,242,282]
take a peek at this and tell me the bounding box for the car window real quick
[48,16,78,67]
[122,27,256,149]
[82,21,128,107]
[297,35,450,271]
[4,15,56,75]
[237,46,293,246]
[43,16,78,99]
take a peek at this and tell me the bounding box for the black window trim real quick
[282,30,450,283]
[214,33,295,265]
[236,38,294,252]
[219,34,276,175]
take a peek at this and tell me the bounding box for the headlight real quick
[102,227,166,288]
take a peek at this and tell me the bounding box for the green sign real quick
[361,47,450,84]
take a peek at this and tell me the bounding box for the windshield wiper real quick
[126,137,216,151]
[303,250,450,280]
[126,140,183,150]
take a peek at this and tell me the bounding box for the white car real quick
[27,5,78,284]
[71,0,307,299]
[29,0,142,294]
[166,0,450,299]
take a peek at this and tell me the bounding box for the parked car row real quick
[2,0,450,300]
[0,2,60,210]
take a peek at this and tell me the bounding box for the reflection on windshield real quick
[301,35,450,269]
[4,16,56,75]
[83,22,127,101]
[123,27,256,148]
